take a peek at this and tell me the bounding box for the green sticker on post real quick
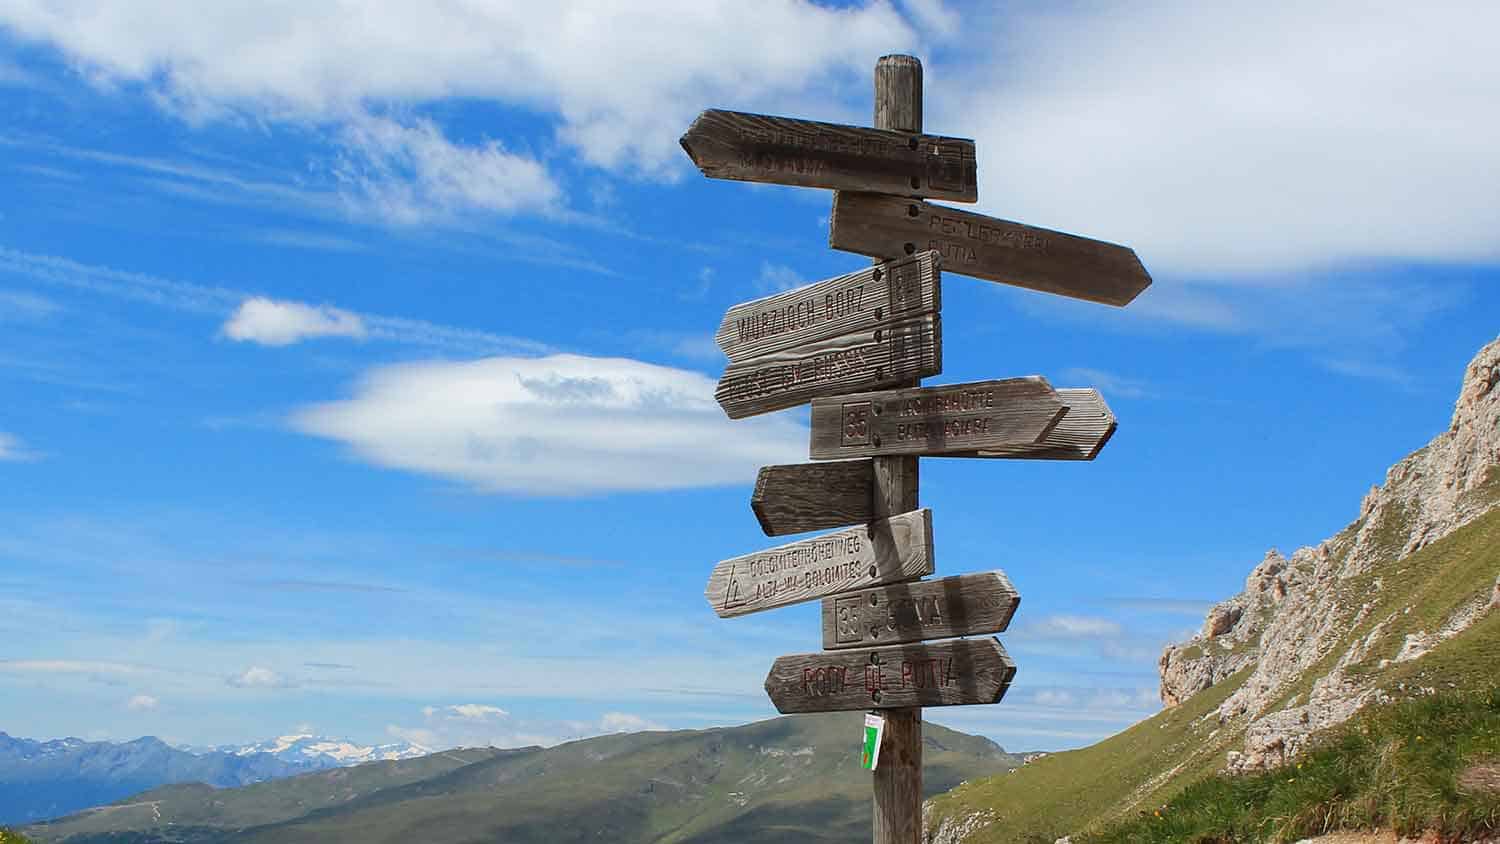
[861,712,886,770]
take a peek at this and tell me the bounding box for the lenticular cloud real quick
[291,354,806,495]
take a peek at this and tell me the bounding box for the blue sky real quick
[1,1,1497,754]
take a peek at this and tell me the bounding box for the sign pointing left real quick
[704,509,933,618]
[680,109,978,202]
[716,251,940,364]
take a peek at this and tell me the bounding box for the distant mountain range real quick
[0,731,426,826]
[21,713,1019,843]
[183,733,429,768]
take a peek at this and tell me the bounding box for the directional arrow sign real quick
[716,313,941,420]
[808,377,1066,459]
[717,251,940,364]
[829,192,1152,306]
[705,509,932,618]
[966,388,1117,461]
[764,637,1016,713]
[751,459,874,537]
[680,110,977,202]
[822,570,1020,650]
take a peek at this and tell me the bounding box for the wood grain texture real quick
[704,509,933,618]
[808,377,1067,459]
[966,387,1117,461]
[821,570,1021,650]
[679,110,977,203]
[763,637,1016,713]
[829,192,1152,306]
[715,313,941,420]
[751,460,874,537]
[872,54,926,844]
[716,251,940,363]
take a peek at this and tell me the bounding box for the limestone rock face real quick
[1157,335,1500,773]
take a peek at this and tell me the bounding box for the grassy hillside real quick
[928,506,1500,843]
[26,713,1016,844]
[1084,687,1500,843]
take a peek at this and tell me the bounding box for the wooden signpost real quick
[705,509,933,618]
[764,637,1016,713]
[968,388,1117,461]
[751,459,875,536]
[715,312,941,419]
[808,377,1069,459]
[681,110,978,202]
[684,54,1150,844]
[717,251,940,363]
[822,571,1020,650]
[829,192,1152,306]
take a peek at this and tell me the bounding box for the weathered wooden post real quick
[682,50,1148,844]
[870,53,925,844]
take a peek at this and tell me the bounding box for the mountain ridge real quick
[23,713,1019,843]
[923,334,1500,843]
[0,731,427,826]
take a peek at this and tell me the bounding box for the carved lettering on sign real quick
[808,378,1065,459]
[715,314,941,420]
[764,638,1016,713]
[704,509,933,618]
[820,571,1022,650]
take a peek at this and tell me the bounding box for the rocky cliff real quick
[1158,334,1500,773]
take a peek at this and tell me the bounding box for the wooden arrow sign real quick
[829,192,1151,306]
[764,637,1016,713]
[680,110,978,202]
[706,509,932,618]
[808,377,1066,459]
[717,251,941,363]
[822,570,1020,650]
[967,388,1117,460]
[716,313,941,420]
[751,459,874,537]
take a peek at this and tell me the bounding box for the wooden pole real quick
[871,53,923,844]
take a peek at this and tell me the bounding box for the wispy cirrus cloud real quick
[388,702,666,750]
[226,666,294,689]
[0,431,39,461]
[1060,367,1155,400]
[333,114,559,225]
[0,246,551,354]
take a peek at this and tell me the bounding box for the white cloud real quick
[0,1,921,176]
[0,432,37,461]
[0,659,144,676]
[944,2,1500,275]
[0,288,59,320]
[1060,368,1154,400]
[221,296,368,346]
[1031,689,1076,707]
[898,0,959,40]
[291,354,806,495]
[599,712,665,733]
[387,704,667,750]
[447,703,509,721]
[5,3,1500,273]
[125,693,159,711]
[754,263,805,294]
[1022,615,1123,640]
[1,246,550,355]
[333,114,559,224]
[226,666,293,688]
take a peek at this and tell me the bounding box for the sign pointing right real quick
[829,192,1151,306]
